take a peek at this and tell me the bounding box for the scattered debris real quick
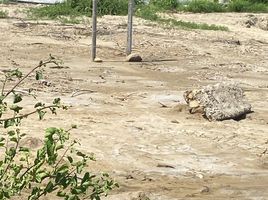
[157,163,176,169]
[126,53,142,62]
[158,101,169,108]
[245,15,268,30]
[200,186,210,193]
[184,83,252,121]
[39,79,52,87]
[71,89,96,97]
[131,192,150,200]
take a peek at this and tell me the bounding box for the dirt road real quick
[0,3,268,200]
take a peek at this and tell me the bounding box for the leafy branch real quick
[0,57,118,199]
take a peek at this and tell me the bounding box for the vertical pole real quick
[126,0,134,55]
[92,0,97,61]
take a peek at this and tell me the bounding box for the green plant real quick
[149,0,179,10]
[180,0,225,13]
[0,56,117,199]
[29,0,129,20]
[228,0,268,12]
[136,4,228,31]
[160,17,229,30]
[0,10,8,18]
[136,5,159,21]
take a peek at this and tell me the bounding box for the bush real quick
[0,10,8,18]
[136,5,159,21]
[149,0,179,10]
[180,0,225,13]
[228,0,268,12]
[30,0,129,19]
[0,56,117,199]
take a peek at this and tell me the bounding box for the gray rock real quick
[184,83,252,121]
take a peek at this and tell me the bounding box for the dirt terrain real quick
[0,3,268,200]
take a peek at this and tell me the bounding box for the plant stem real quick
[1,76,7,96]
[0,105,59,122]
[2,59,56,101]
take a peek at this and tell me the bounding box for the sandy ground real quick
[0,3,268,200]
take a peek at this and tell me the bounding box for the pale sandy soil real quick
[0,3,268,200]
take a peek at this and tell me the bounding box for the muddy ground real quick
[0,3,268,200]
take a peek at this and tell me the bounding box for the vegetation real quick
[227,0,268,12]
[28,0,267,29]
[178,0,225,13]
[0,56,117,199]
[0,10,8,18]
[143,0,268,13]
[136,4,228,31]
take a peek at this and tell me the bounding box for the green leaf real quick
[71,124,77,129]
[34,102,43,108]
[56,144,64,151]
[71,188,83,195]
[37,110,46,120]
[8,130,16,136]
[0,137,5,142]
[14,93,23,104]
[20,133,27,137]
[53,98,61,105]
[9,69,23,78]
[57,191,66,197]
[10,105,23,113]
[19,147,30,152]
[10,137,18,143]
[4,119,15,128]
[57,164,69,174]
[44,181,54,193]
[76,151,86,158]
[67,156,73,164]
[45,127,58,136]
[35,70,43,80]
[81,172,90,185]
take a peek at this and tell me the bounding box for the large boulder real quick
[184,83,252,121]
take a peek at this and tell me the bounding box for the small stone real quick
[126,53,142,62]
[200,186,210,193]
[94,57,103,63]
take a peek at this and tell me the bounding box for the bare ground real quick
[0,3,268,200]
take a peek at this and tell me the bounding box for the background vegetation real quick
[0,10,8,18]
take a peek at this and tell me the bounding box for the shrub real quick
[0,56,117,199]
[149,0,179,10]
[29,0,129,19]
[180,0,225,13]
[136,5,159,21]
[228,0,268,12]
[0,10,8,18]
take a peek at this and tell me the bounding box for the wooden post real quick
[126,0,134,55]
[91,0,97,61]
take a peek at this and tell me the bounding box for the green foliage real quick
[149,0,179,10]
[177,0,268,13]
[249,0,268,3]
[160,17,229,30]
[136,4,228,31]
[0,10,8,18]
[0,57,117,199]
[136,5,159,21]
[179,0,225,13]
[228,0,268,12]
[29,0,129,20]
